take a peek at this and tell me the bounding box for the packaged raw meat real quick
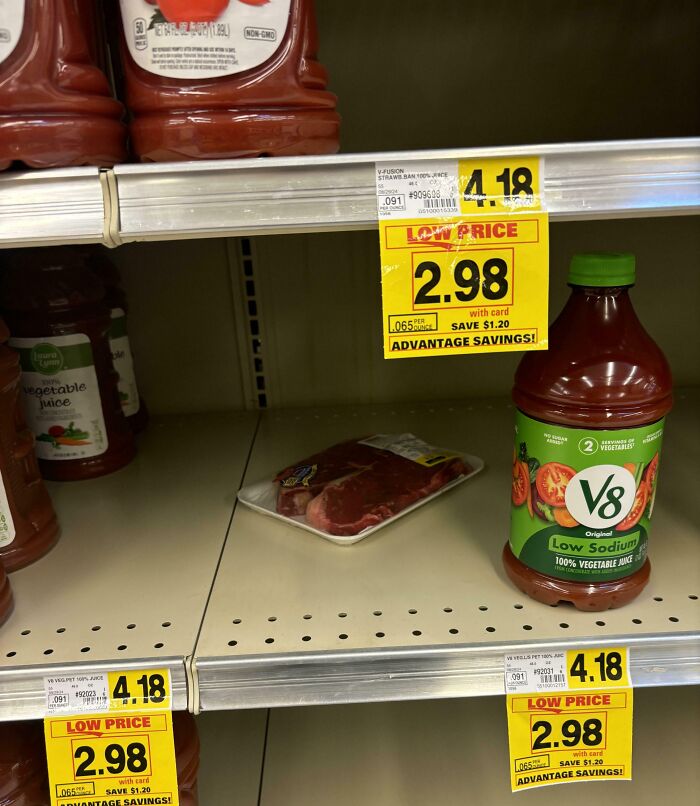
[114,0,340,160]
[0,0,126,170]
[239,434,484,544]
[0,315,59,571]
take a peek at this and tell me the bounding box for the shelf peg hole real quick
[559,623,570,629]
[669,616,680,623]
[485,626,496,633]
[632,618,642,625]
[302,636,311,642]
[513,604,524,610]
[449,628,459,635]
[56,628,66,634]
[154,643,164,649]
[268,616,277,622]
[6,651,16,658]
[162,621,172,627]
[44,649,53,655]
[373,611,382,616]
[522,624,533,631]
[80,647,91,653]
[443,607,453,613]
[126,624,136,630]
[228,640,238,647]
[265,638,274,644]
[653,597,663,602]
[689,595,698,600]
[232,618,242,624]
[20,630,30,636]
[117,645,127,651]
[408,609,418,615]
[339,634,348,640]
[338,612,347,618]
[91,626,101,632]
[303,614,312,620]
[412,630,422,636]
[596,620,606,626]
[375,632,385,638]
[478,606,488,611]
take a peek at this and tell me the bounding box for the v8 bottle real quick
[504,253,672,611]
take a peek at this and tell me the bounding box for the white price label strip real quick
[44,673,109,716]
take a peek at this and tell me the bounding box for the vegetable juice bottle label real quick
[0,0,24,66]
[109,308,140,417]
[510,411,665,583]
[119,0,293,79]
[0,471,16,547]
[11,334,109,461]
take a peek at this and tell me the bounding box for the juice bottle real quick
[0,248,136,482]
[0,720,48,804]
[173,712,200,805]
[115,0,339,161]
[0,316,59,571]
[505,253,672,611]
[0,562,12,626]
[0,0,126,170]
[86,248,149,433]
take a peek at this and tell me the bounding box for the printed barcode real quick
[423,197,457,209]
[540,674,566,683]
[82,697,108,706]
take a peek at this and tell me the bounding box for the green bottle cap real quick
[568,252,636,287]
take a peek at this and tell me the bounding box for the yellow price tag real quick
[44,669,180,806]
[376,156,548,359]
[505,647,633,792]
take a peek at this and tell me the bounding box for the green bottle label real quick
[509,412,665,583]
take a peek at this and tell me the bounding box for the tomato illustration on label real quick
[615,481,648,532]
[536,462,576,507]
[155,0,231,24]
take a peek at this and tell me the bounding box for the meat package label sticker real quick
[44,669,180,806]
[504,647,633,792]
[376,156,549,359]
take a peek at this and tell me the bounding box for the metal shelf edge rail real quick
[114,138,700,241]
[195,631,700,711]
[0,167,106,248]
[0,656,189,721]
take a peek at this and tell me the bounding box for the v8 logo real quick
[565,465,636,529]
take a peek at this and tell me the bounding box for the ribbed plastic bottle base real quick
[502,542,650,611]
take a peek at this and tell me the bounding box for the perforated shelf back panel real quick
[194,391,700,709]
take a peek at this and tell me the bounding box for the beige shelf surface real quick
[0,412,258,721]
[195,391,700,709]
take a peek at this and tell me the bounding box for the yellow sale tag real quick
[505,647,633,792]
[376,156,548,359]
[44,669,179,806]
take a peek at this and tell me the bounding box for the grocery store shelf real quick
[0,166,107,248]
[254,688,700,806]
[0,412,258,721]
[194,391,700,710]
[115,138,700,242]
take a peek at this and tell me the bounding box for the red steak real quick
[275,439,381,516]
[275,438,470,535]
